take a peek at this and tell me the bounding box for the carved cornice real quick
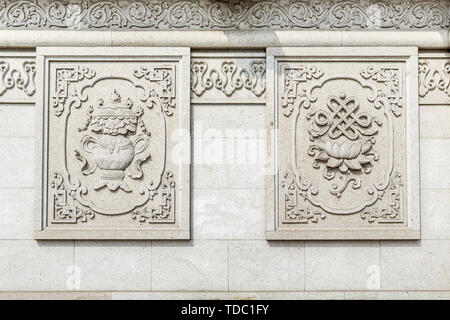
[0,0,448,30]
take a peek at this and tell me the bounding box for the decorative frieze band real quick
[418,53,450,105]
[2,51,449,106]
[0,0,448,30]
[191,52,266,104]
[0,52,35,104]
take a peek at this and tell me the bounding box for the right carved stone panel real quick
[266,47,420,240]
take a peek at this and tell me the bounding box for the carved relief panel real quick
[266,47,420,239]
[35,47,190,239]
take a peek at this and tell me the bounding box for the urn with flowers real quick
[77,89,150,192]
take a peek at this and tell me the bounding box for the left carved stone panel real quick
[0,51,35,104]
[35,47,190,240]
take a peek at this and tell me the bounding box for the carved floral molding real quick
[419,57,450,100]
[0,0,448,30]
[191,59,266,98]
[1,53,449,107]
[0,55,35,103]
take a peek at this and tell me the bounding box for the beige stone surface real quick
[344,291,450,300]
[305,241,380,291]
[192,105,265,138]
[74,241,151,291]
[381,240,450,290]
[0,240,73,291]
[0,291,112,300]
[421,189,450,240]
[114,290,345,300]
[151,240,228,291]
[420,138,450,189]
[0,105,35,137]
[0,30,448,49]
[0,137,34,188]
[193,136,266,189]
[227,291,344,300]
[193,189,265,240]
[420,105,450,138]
[229,241,304,291]
[266,47,420,239]
[3,290,450,300]
[0,189,34,239]
[34,47,191,239]
[342,31,448,49]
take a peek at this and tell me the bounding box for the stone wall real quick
[0,0,449,299]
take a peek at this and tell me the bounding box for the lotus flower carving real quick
[308,138,378,197]
[313,139,376,174]
[306,93,381,197]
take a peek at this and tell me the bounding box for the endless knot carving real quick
[307,92,381,197]
[308,93,381,141]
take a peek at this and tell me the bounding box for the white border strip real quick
[0,30,448,49]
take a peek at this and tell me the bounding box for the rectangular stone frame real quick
[34,47,191,240]
[265,47,420,240]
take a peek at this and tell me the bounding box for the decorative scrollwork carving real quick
[191,59,266,97]
[131,171,175,223]
[281,171,326,224]
[0,1,447,30]
[0,60,35,96]
[281,65,324,117]
[418,59,450,98]
[361,171,404,223]
[360,66,402,117]
[133,66,175,117]
[50,172,95,224]
[51,66,96,116]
